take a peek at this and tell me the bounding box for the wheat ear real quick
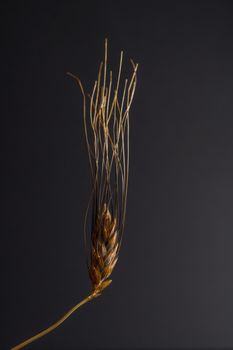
[10,38,138,350]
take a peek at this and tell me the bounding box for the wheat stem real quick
[10,293,97,350]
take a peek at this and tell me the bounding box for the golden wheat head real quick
[68,38,138,295]
[11,39,138,350]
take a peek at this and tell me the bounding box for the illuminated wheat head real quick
[68,39,138,296]
[10,39,138,350]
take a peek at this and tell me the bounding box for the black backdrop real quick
[2,1,233,349]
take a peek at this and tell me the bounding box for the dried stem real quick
[10,293,98,350]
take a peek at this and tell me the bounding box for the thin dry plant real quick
[11,39,138,350]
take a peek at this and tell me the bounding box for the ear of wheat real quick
[11,39,138,350]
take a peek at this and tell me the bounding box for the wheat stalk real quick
[11,38,138,350]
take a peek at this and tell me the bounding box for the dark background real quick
[2,1,233,349]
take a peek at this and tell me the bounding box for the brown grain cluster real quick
[88,203,119,294]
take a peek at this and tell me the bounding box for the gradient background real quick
[2,1,233,349]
